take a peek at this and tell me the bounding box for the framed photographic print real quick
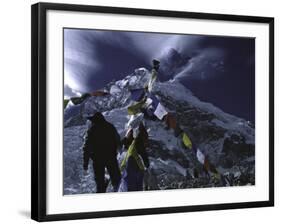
[31,2,274,222]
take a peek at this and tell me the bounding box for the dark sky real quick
[64,28,255,122]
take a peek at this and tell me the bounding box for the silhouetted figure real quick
[83,112,121,193]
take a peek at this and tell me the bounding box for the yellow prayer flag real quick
[182,132,192,149]
[127,100,145,115]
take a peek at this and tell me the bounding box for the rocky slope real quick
[63,68,255,195]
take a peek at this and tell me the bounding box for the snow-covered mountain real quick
[63,67,255,195]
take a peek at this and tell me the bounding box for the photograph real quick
[63,28,255,195]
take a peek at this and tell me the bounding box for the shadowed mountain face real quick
[159,48,191,80]
[63,68,255,195]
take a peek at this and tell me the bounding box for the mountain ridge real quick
[63,67,255,194]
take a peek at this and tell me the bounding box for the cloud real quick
[64,29,224,92]
[64,29,149,92]
[64,29,102,92]
[64,84,81,99]
[127,32,203,63]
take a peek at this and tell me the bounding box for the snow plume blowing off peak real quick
[150,45,225,83]
[171,47,225,81]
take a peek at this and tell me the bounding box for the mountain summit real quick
[159,48,191,80]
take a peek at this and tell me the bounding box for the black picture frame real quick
[31,2,274,222]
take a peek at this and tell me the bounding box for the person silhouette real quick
[82,112,121,193]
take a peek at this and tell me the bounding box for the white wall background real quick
[0,0,279,223]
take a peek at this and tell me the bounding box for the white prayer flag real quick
[154,103,168,120]
[196,149,205,164]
